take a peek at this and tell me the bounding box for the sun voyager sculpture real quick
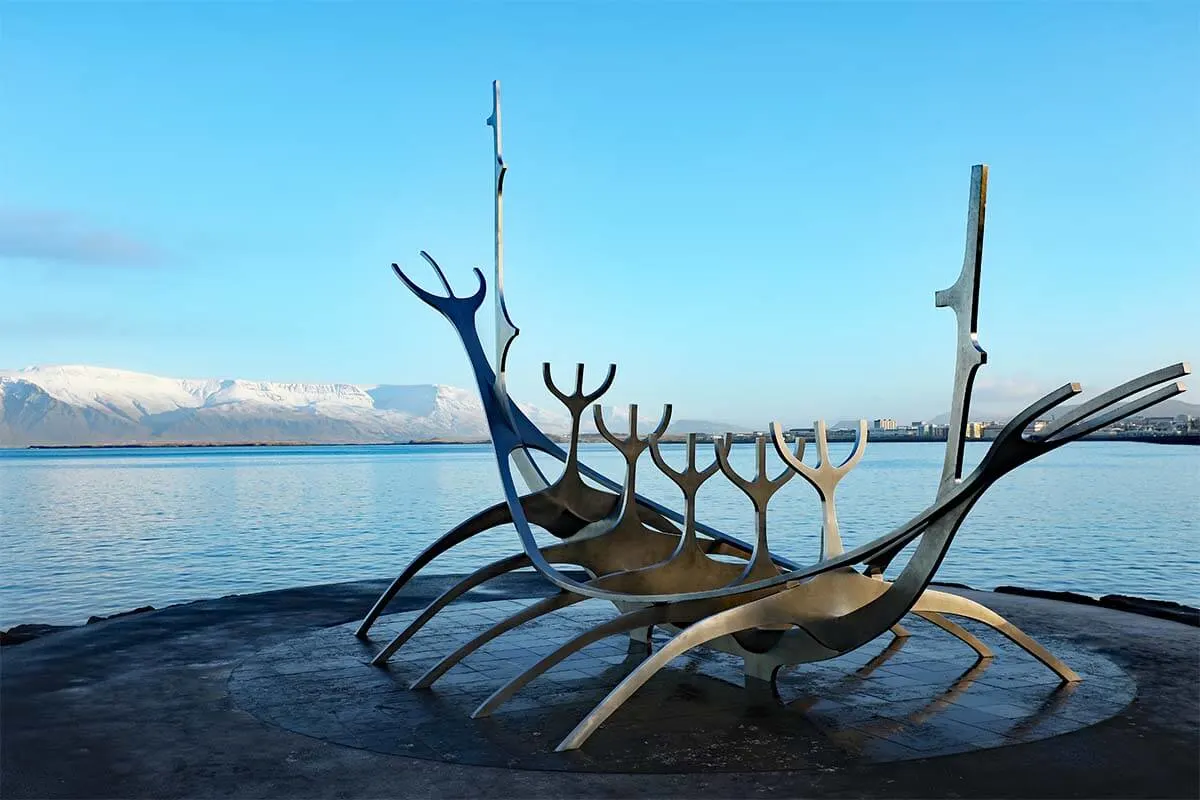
[357,82,1189,752]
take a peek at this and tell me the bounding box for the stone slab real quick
[231,600,1134,772]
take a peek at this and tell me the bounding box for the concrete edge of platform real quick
[4,576,1196,647]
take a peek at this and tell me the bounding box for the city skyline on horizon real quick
[2,3,1195,423]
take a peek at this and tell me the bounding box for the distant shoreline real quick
[9,432,1199,450]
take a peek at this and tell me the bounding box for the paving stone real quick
[226,598,1139,773]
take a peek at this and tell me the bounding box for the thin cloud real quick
[0,314,134,340]
[0,207,163,267]
[971,375,1049,404]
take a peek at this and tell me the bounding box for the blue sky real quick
[1,2,1195,424]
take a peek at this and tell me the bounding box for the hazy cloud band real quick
[0,207,162,267]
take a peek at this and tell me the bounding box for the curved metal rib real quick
[1044,378,1189,443]
[1038,362,1189,442]
[471,605,674,719]
[410,591,585,689]
[912,610,993,659]
[370,552,532,666]
[357,482,674,639]
[911,591,1078,682]
[357,500,514,638]
[370,519,695,669]
[555,596,798,751]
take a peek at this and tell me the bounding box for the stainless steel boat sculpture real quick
[360,82,1190,752]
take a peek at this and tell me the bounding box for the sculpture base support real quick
[743,658,784,701]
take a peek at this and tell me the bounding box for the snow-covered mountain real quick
[0,365,568,447]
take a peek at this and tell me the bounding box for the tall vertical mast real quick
[487,80,520,398]
[486,81,547,492]
[935,164,989,498]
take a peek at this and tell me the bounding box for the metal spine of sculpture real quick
[938,164,989,494]
[486,79,544,493]
[363,83,1190,752]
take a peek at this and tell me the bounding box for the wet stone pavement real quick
[230,598,1134,773]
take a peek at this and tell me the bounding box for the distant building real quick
[965,422,985,439]
[872,418,897,431]
[982,423,1005,440]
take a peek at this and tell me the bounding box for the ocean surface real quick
[1,441,1197,628]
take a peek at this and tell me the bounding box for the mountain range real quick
[1,365,1192,448]
[0,365,571,447]
[0,366,742,447]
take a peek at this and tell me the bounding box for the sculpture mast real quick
[487,80,548,491]
[869,165,990,581]
[935,165,989,497]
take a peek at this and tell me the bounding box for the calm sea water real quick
[1,441,1197,628]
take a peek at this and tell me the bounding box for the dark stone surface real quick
[230,600,1134,772]
[0,623,75,647]
[1099,594,1199,627]
[86,604,157,626]
[995,585,1101,605]
[994,585,1200,627]
[2,574,1198,798]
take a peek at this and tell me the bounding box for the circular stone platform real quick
[229,598,1135,773]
